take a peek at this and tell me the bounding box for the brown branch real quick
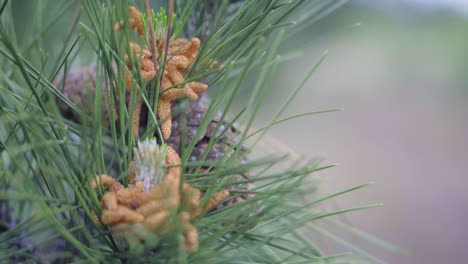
[144,0,159,71]
[157,0,174,93]
[163,0,174,67]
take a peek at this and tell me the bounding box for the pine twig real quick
[144,0,159,70]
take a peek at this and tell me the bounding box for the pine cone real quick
[165,96,255,207]
[54,65,113,124]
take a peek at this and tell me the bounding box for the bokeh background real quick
[257,0,468,263]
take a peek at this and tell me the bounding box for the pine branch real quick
[0,0,396,263]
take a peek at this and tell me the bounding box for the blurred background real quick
[257,0,468,263]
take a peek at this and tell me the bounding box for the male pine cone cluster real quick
[92,140,229,252]
[116,5,208,139]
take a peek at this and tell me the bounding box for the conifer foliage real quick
[0,0,392,263]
